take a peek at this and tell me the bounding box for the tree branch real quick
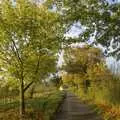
[23,55,41,92]
[11,39,23,65]
[24,81,34,92]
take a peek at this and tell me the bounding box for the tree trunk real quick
[20,78,25,119]
[29,85,35,99]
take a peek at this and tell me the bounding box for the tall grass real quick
[72,76,120,120]
[0,88,65,120]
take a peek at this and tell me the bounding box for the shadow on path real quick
[55,92,103,120]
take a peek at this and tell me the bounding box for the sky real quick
[60,0,120,74]
[108,0,120,3]
[5,0,120,74]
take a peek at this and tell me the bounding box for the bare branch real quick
[24,81,34,92]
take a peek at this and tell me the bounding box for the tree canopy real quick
[62,45,112,87]
[0,0,63,116]
[53,0,120,59]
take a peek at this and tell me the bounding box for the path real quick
[56,92,103,120]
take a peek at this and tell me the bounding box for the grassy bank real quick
[72,87,120,120]
[0,90,65,120]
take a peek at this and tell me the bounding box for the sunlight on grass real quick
[0,90,65,120]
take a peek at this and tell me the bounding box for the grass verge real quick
[0,90,65,120]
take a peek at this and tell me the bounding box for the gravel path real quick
[56,92,103,120]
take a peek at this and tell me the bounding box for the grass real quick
[0,90,65,120]
[73,88,120,120]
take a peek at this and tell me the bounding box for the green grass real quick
[0,90,65,120]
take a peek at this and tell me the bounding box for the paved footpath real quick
[56,92,103,120]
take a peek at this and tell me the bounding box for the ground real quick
[55,92,103,120]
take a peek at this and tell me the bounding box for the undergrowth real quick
[0,90,65,120]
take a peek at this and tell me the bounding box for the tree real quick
[50,73,62,88]
[0,0,62,117]
[54,0,120,59]
[62,45,111,91]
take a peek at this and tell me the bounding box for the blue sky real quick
[109,0,120,3]
[63,0,120,74]
[8,0,120,74]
